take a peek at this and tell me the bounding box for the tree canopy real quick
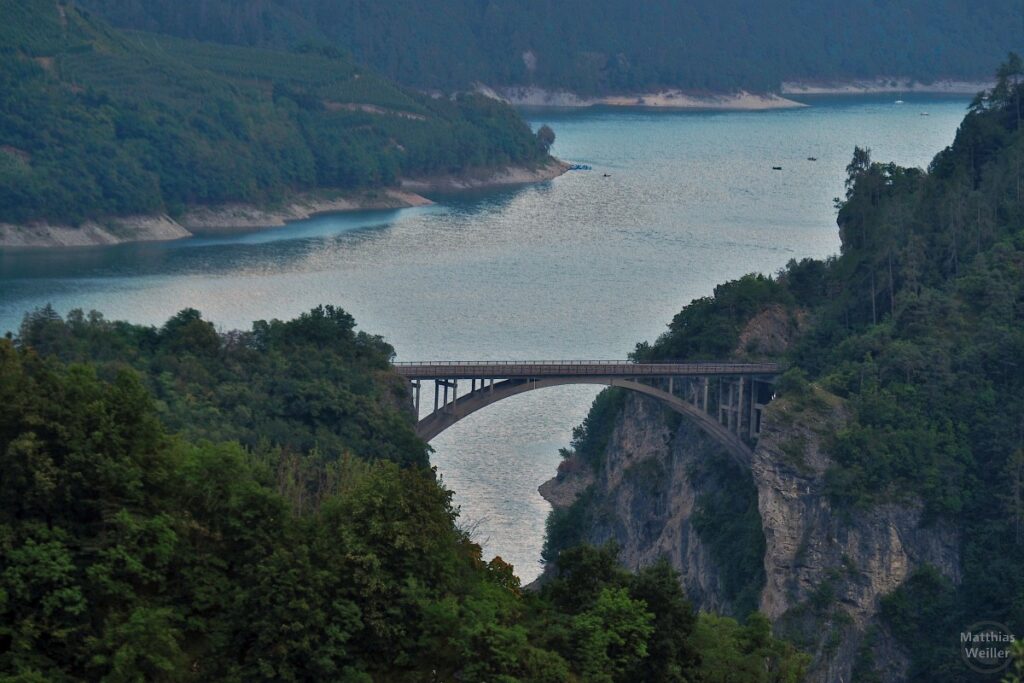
[0,1,551,225]
[1,306,808,680]
[80,0,1023,95]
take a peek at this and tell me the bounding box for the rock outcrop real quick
[753,391,960,681]
[541,393,748,615]
[541,384,961,682]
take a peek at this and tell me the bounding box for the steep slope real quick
[542,58,1024,681]
[0,0,553,228]
[81,0,1021,94]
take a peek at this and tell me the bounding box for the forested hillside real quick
[0,1,550,225]
[80,0,1021,94]
[0,305,809,680]
[554,56,1024,680]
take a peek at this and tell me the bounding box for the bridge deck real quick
[393,360,781,379]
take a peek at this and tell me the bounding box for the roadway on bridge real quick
[393,360,781,379]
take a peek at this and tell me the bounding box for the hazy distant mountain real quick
[81,0,1022,94]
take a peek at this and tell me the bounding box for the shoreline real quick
[479,79,988,110]
[180,188,433,237]
[480,85,805,111]
[400,159,570,193]
[780,79,990,95]
[0,161,567,249]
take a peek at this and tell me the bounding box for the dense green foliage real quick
[565,388,626,474]
[1,307,808,680]
[534,544,808,683]
[80,0,1022,94]
[16,305,428,469]
[633,274,794,361]
[542,485,595,568]
[0,0,550,224]
[605,55,1024,680]
[0,335,527,679]
[1007,642,1024,683]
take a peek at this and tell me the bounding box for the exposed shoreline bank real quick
[780,78,991,95]
[400,159,570,193]
[0,161,568,249]
[180,189,433,237]
[480,86,805,110]
[479,79,987,110]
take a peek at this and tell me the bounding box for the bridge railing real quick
[393,360,782,377]
[394,360,636,367]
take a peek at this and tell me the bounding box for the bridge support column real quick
[434,379,458,413]
[741,376,749,436]
[727,380,736,432]
[749,378,757,440]
[442,379,457,413]
[732,380,738,432]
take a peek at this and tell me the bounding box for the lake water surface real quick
[0,94,969,581]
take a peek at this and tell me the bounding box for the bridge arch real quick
[413,376,756,466]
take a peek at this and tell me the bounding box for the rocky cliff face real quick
[541,394,755,615]
[541,385,961,682]
[753,391,961,681]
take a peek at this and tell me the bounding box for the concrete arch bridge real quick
[393,361,782,465]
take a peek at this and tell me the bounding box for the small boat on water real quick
[920,112,929,116]
[807,157,817,161]
[895,99,904,104]
[772,166,783,171]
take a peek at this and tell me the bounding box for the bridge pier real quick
[742,379,747,433]
[749,378,758,439]
[715,377,754,436]
[433,379,458,414]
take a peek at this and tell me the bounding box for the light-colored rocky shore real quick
[781,78,991,95]
[180,189,432,235]
[480,79,990,111]
[400,159,570,193]
[480,85,805,110]
[0,162,567,248]
[0,215,190,248]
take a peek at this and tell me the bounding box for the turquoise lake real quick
[0,94,970,581]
